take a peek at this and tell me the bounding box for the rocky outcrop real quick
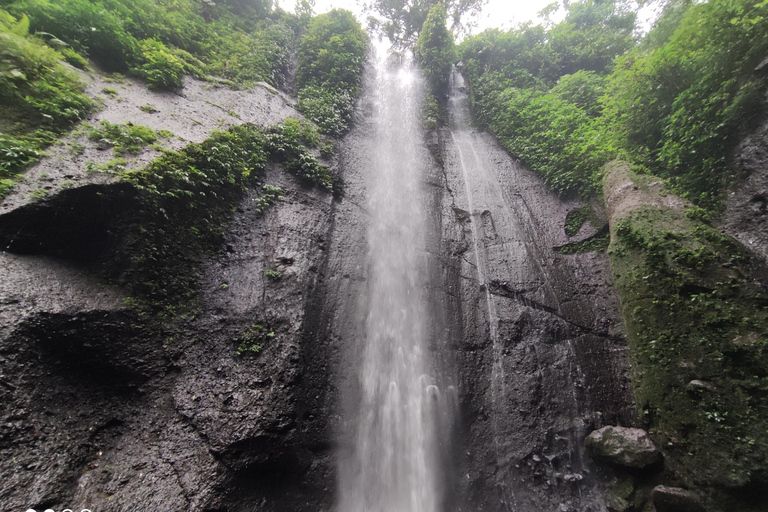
[651,486,705,512]
[0,67,337,512]
[721,115,768,264]
[585,426,661,469]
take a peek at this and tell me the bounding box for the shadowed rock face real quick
[434,72,635,512]
[1,63,635,511]
[721,117,768,265]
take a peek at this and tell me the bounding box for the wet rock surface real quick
[651,486,706,512]
[0,71,335,511]
[721,116,768,264]
[437,73,634,511]
[1,64,636,511]
[585,426,661,469]
[1,71,300,214]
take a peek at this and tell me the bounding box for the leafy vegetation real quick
[235,323,275,356]
[86,120,169,155]
[610,203,768,509]
[2,0,303,90]
[367,0,484,46]
[265,119,333,189]
[0,8,94,197]
[459,0,768,207]
[602,0,768,207]
[254,183,285,213]
[415,2,454,96]
[555,229,609,254]
[115,119,331,311]
[296,9,367,136]
[458,0,636,197]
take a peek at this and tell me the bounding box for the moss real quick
[565,206,590,237]
[235,323,276,356]
[117,122,331,314]
[555,229,610,254]
[609,206,768,509]
[87,120,167,155]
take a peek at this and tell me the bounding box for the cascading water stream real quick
[338,46,449,512]
[447,70,517,511]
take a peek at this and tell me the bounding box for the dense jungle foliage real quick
[296,9,368,136]
[0,0,367,198]
[366,0,484,46]
[416,2,455,96]
[456,0,768,207]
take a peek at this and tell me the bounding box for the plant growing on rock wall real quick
[132,38,185,90]
[235,323,275,356]
[254,183,285,213]
[415,2,454,97]
[296,9,367,136]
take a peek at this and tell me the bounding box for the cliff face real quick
[0,61,638,511]
[0,72,339,511]
[5,60,766,512]
[605,161,768,512]
[721,116,768,265]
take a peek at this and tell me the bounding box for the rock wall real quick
[2,65,638,512]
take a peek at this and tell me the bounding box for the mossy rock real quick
[586,426,661,469]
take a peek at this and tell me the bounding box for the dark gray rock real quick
[585,426,661,469]
[686,380,716,392]
[651,485,705,512]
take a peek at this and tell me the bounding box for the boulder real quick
[585,426,661,469]
[651,485,705,512]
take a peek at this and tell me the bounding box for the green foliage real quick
[0,133,42,176]
[297,9,367,94]
[461,0,768,205]
[555,229,609,254]
[0,10,93,194]
[58,46,88,69]
[281,117,320,148]
[119,124,268,307]
[0,12,93,126]
[550,70,606,117]
[102,86,119,98]
[602,0,768,207]
[458,0,635,197]
[296,9,367,136]
[265,119,333,189]
[7,0,141,71]
[139,104,158,114]
[235,323,275,356]
[116,120,332,310]
[368,0,485,46]
[486,86,615,196]
[564,205,591,237]
[297,86,355,136]
[609,205,768,507]
[415,2,454,96]
[132,38,184,90]
[265,268,281,280]
[5,0,302,89]
[86,120,163,155]
[254,183,285,213]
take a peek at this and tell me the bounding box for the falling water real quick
[337,47,445,512]
[447,69,517,511]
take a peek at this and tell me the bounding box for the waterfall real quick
[337,45,447,512]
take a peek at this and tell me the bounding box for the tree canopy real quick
[366,0,485,46]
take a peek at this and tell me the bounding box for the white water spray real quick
[337,47,446,512]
